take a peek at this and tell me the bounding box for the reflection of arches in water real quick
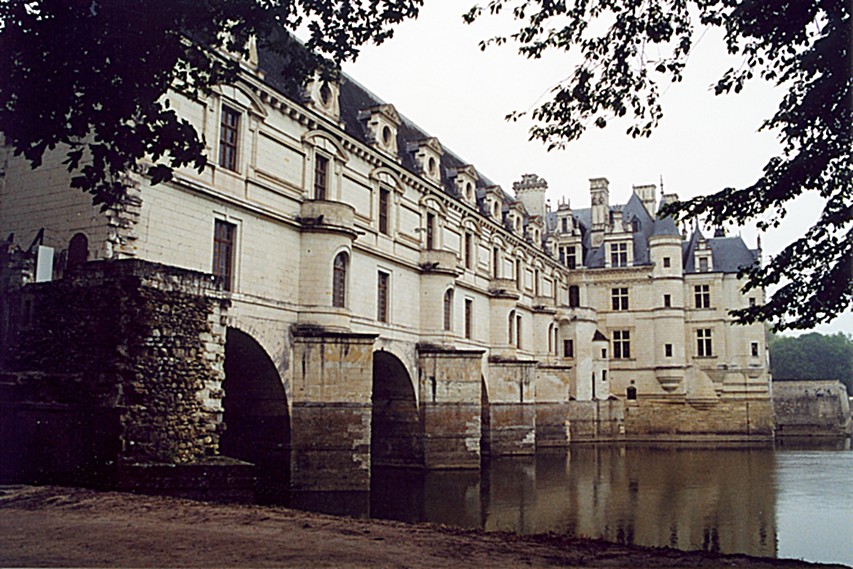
[371,350,421,468]
[480,376,490,459]
[221,327,290,500]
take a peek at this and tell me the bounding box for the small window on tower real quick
[314,154,329,200]
[379,188,390,235]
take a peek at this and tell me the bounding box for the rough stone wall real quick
[773,380,852,437]
[0,259,228,484]
[417,347,482,468]
[567,400,625,441]
[623,398,773,440]
[290,328,376,492]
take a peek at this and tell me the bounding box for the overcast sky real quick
[341,1,850,336]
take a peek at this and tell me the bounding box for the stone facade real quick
[0,43,773,493]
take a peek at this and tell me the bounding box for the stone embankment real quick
[773,380,852,438]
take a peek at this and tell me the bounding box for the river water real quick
[291,441,852,566]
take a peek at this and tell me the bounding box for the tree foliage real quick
[0,0,421,208]
[465,0,851,331]
[770,332,853,395]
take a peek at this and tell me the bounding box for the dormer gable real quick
[406,137,443,184]
[449,164,478,206]
[506,200,527,235]
[694,237,713,272]
[527,216,544,245]
[556,198,574,235]
[483,186,505,220]
[302,76,341,122]
[357,104,401,160]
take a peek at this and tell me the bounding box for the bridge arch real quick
[220,327,290,500]
[371,349,422,468]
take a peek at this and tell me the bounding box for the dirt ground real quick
[0,485,844,569]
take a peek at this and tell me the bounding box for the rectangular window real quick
[694,284,711,309]
[534,269,541,296]
[492,247,500,278]
[665,344,673,357]
[611,287,629,311]
[561,218,568,233]
[516,314,522,349]
[426,212,435,250]
[749,297,756,307]
[610,243,628,267]
[218,106,240,171]
[559,247,565,264]
[314,154,329,200]
[697,328,713,357]
[377,271,389,323]
[213,220,236,291]
[699,257,709,272]
[464,299,473,339]
[564,339,574,358]
[516,260,522,289]
[465,233,473,269]
[566,248,577,269]
[569,285,580,308]
[664,294,671,307]
[379,188,390,235]
[751,342,759,357]
[663,257,671,268]
[613,330,631,359]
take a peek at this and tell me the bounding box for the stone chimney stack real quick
[633,184,657,216]
[513,174,548,218]
[590,177,610,248]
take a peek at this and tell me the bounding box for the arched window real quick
[67,233,89,267]
[627,385,638,400]
[548,324,554,353]
[508,310,515,345]
[516,314,523,349]
[332,252,348,308]
[443,289,454,332]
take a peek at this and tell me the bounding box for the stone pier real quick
[486,359,538,456]
[417,346,483,469]
[290,327,376,492]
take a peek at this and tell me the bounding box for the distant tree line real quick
[770,332,853,395]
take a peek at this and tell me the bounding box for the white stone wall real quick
[0,67,770,419]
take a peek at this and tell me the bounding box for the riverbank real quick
[0,485,845,569]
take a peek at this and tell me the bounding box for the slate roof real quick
[256,43,757,275]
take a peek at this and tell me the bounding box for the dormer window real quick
[319,83,332,108]
[304,77,341,121]
[610,242,628,267]
[407,137,443,185]
[427,156,438,178]
[359,104,400,159]
[451,165,478,206]
[695,251,713,272]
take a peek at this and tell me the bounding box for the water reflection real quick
[371,446,779,558]
[286,444,852,565]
